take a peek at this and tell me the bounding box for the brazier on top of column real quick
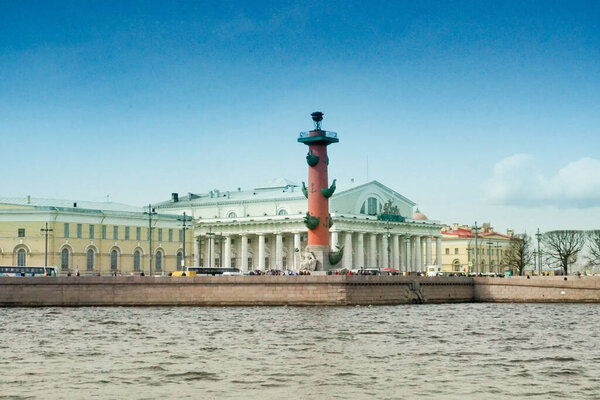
[298,112,341,271]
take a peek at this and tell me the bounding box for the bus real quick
[185,267,242,276]
[0,266,58,277]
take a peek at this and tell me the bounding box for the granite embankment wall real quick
[0,275,473,306]
[1,275,599,306]
[474,276,600,303]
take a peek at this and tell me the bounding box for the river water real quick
[1,304,599,399]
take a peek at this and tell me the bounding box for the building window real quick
[278,209,288,215]
[169,229,173,242]
[248,258,253,268]
[77,224,82,239]
[61,248,69,270]
[102,225,107,239]
[86,249,94,271]
[445,248,449,255]
[227,211,237,218]
[89,225,95,239]
[64,223,70,238]
[176,251,183,270]
[113,226,118,240]
[155,251,162,271]
[125,227,130,240]
[17,249,26,266]
[134,250,141,272]
[454,248,459,255]
[179,229,183,242]
[158,229,163,242]
[110,250,118,271]
[136,227,141,241]
[18,228,25,238]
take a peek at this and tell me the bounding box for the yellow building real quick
[0,197,192,275]
[441,223,513,274]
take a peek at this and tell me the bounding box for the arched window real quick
[17,248,26,266]
[360,197,380,215]
[110,250,118,271]
[61,248,69,270]
[227,211,237,218]
[278,209,288,215]
[133,250,141,272]
[86,249,95,271]
[176,251,183,271]
[155,251,163,271]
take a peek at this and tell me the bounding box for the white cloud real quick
[484,155,600,208]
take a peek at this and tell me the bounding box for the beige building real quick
[0,197,192,275]
[441,223,513,274]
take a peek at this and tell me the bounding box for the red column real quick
[307,139,329,246]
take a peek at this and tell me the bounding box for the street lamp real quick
[144,204,157,276]
[535,228,542,276]
[487,240,493,274]
[40,223,53,267]
[384,221,391,268]
[473,222,481,273]
[177,212,192,271]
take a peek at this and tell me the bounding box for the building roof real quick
[0,197,183,220]
[0,197,143,212]
[155,178,417,209]
[442,227,512,239]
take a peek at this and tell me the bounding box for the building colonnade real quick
[193,228,442,273]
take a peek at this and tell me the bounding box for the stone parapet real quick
[1,276,599,306]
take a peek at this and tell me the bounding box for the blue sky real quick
[1,1,599,234]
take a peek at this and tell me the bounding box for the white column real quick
[405,236,411,273]
[426,236,432,266]
[356,233,365,268]
[293,233,301,271]
[369,234,377,267]
[343,232,353,269]
[240,235,248,272]
[381,234,389,268]
[415,236,422,272]
[224,236,231,268]
[208,237,215,268]
[393,234,400,269]
[331,231,339,250]
[258,234,265,271]
[275,233,283,269]
[436,236,442,269]
[194,238,201,267]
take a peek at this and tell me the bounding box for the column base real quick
[302,245,335,271]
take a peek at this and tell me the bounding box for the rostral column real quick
[298,112,341,271]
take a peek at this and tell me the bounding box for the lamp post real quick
[535,228,542,276]
[495,243,501,274]
[144,204,157,276]
[385,221,391,269]
[487,240,493,274]
[473,222,481,273]
[467,247,473,274]
[40,223,53,267]
[177,212,192,270]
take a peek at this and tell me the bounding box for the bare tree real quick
[587,230,600,265]
[543,230,585,275]
[504,233,532,276]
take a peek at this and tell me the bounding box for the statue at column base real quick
[300,250,318,271]
[303,245,336,271]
